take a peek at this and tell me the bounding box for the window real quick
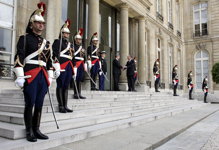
[176,3,179,31]
[157,39,161,78]
[177,50,180,84]
[195,50,209,89]
[169,45,172,84]
[168,0,172,23]
[156,0,161,14]
[0,0,16,78]
[194,2,208,37]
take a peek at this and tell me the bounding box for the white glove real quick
[188,85,191,90]
[15,78,25,88]
[99,61,102,69]
[154,75,157,80]
[49,77,52,88]
[204,89,206,93]
[173,80,176,85]
[55,71,60,79]
[72,75,76,80]
[99,72,102,76]
[88,60,92,69]
[74,67,77,76]
[105,72,107,76]
[84,63,88,72]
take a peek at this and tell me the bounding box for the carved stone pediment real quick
[196,43,206,50]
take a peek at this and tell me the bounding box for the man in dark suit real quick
[123,55,136,92]
[113,54,123,91]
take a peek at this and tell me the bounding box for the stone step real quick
[49,104,219,150]
[0,95,184,106]
[0,98,192,114]
[0,103,210,150]
[1,89,171,95]
[0,100,200,125]
[0,101,207,140]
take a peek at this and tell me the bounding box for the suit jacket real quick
[113,58,122,75]
[125,59,135,76]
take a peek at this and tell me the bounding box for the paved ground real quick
[156,109,219,150]
[49,104,219,150]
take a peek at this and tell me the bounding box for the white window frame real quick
[168,45,172,84]
[157,38,161,81]
[168,0,172,23]
[0,0,17,77]
[156,0,161,14]
[193,2,208,37]
[177,50,180,84]
[195,50,209,91]
[176,2,179,31]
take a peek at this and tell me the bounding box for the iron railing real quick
[177,30,181,37]
[156,12,163,22]
[168,22,174,30]
[0,63,14,78]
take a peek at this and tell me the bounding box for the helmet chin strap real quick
[31,21,43,33]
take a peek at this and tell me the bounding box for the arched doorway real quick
[195,50,209,90]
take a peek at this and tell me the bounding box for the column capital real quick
[137,16,146,21]
[117,3,129,10]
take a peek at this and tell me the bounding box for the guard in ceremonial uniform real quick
[14,2,52,142]
[202,76,209,103]
[73,28,86,99]
[187,71,194,100]
[153,59,160,92]
[52,19,75,113]
[87,32,100,90]
[134,57,137,84]
[99,51,107,91]
[172,65,179,96]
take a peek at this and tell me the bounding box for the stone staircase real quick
[0,89,209,150]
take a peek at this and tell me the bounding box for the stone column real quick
[82,0,99,90]
[119,4,129,84]
[46,0,62,44]
[88,0,99,45]
[138,16,146,84]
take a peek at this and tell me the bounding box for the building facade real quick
[0,0,218,94]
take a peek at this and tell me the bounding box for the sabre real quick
[99,68,109,82]
[72,77,80,101]
[48,88,59,129]
[137,79,142,87]
[85,70,98,88]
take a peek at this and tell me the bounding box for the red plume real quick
[190,71,192,72]
[175,65,177,67]
[79,28,83,36]
[157,59,159,61]
[37,1,46,17]
[134,57,136,59]
[65,19,71,29]
[94,32,98,35]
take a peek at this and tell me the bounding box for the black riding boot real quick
[56,88,67,113]
[173,88,179,96]
[24,106,37,142]
[156,84,160,92]
[90,76,94,90]
[93,75,98,90]
[204,96,208,103]
[77,81,86,99]
[62,89,73,112]
[189,93,194,100]
[32,107,48,139]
